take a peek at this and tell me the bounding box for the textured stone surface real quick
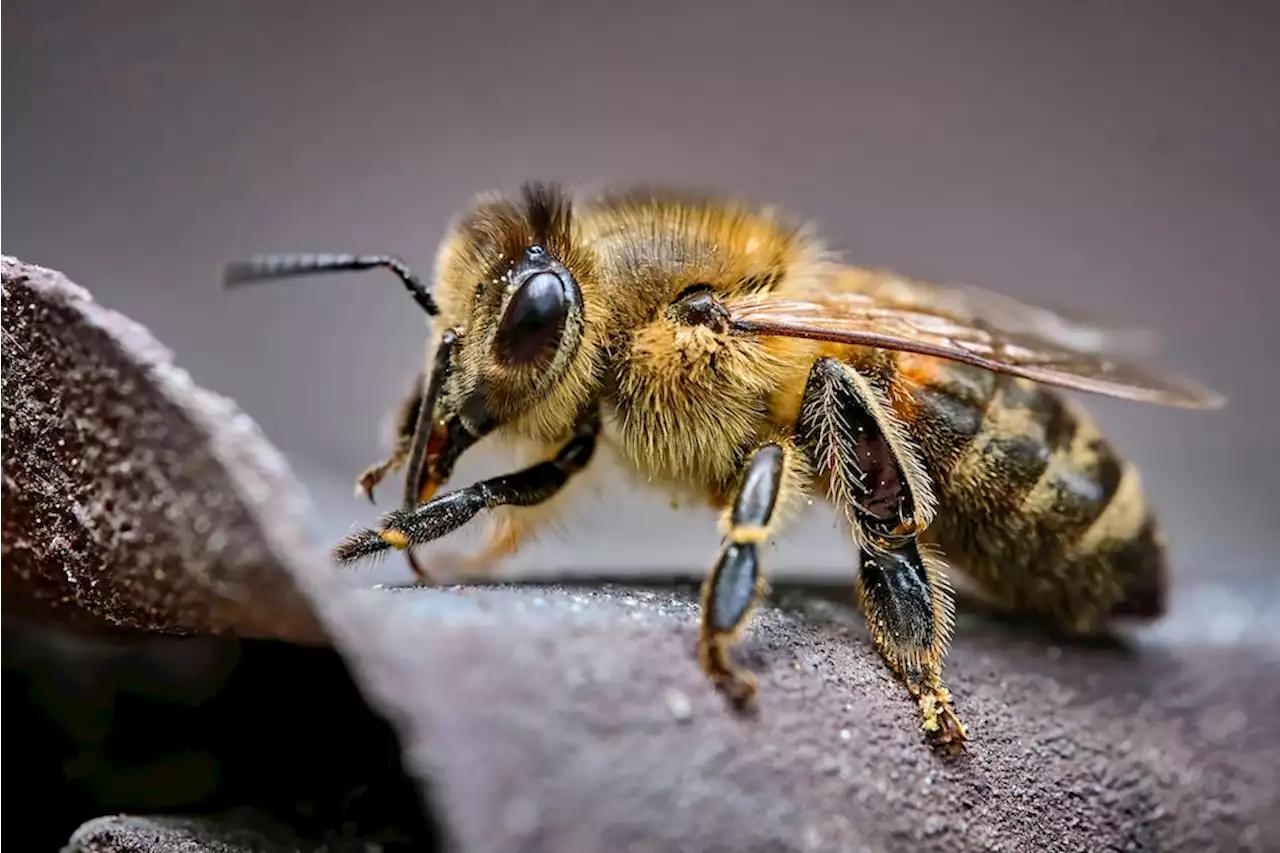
[1,257,327,643]
[67,815,303,853]
[65,812,415,853]
[316,582,1280,853]
[3,256,1278,853]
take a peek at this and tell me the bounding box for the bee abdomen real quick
[901,362,1164,627]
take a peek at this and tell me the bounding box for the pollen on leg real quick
[729,524,770,544]
[917,685,967,743]
[380,529,411,549]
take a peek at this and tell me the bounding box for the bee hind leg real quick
[856,538,966,745]
[798,356,965,745]
[698,441,804,709]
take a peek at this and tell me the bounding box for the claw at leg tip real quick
[354,476,379,504]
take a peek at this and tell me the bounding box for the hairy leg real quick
[354,370,423,504]
[352,329,467,582]
[698,441,807,707]
[799,357,965,744]
[857,540,963,742]
[428,442,600,580]
[334,410,599,568]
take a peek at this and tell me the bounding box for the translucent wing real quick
[796,269,1161,356]
[730,267,1224,409]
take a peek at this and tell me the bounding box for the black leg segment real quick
[699,442,791,706]
[707,544,758,633]
[351,328,467,583]
[400,328,464,510]
[857,539,941,673]
[333,410,599,566]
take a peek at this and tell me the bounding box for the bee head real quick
[220,181,601,451]
[432,181,598,440]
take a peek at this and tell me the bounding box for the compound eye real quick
[494,271,569,365]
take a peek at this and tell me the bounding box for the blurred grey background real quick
[5,1,1278,641]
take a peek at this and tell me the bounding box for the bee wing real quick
[729,272,1224,409]
[794,270,1159,357]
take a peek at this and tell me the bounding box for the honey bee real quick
[224,182,1224,746]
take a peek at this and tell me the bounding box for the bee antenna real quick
[222,253,439,316]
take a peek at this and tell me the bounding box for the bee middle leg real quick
[799,357,965,744]
[698,441,805,708]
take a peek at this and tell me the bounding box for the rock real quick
[3,257,1277,853]
[1,257,326,643]
[291,582,1280,853]
[67,815,306,853]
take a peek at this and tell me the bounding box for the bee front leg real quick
[354,370,424,504]
[698,441,804,708]
[427,454,589,581]
[333,411,599,569]
[442,494,570,578]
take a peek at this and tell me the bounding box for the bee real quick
[223,182,1223,746]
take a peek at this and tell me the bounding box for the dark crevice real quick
[2,625,447,852]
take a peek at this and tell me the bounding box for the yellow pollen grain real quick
[730,525,769,544]
[380,530,410,549]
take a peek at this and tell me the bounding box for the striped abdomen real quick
[895,358,1166,633]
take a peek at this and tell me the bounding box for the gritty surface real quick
[1,257,327,642]
[321,581,1280,853]
[4,256,1278,853]
[67,816,281,853]
[66,814,337,853]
